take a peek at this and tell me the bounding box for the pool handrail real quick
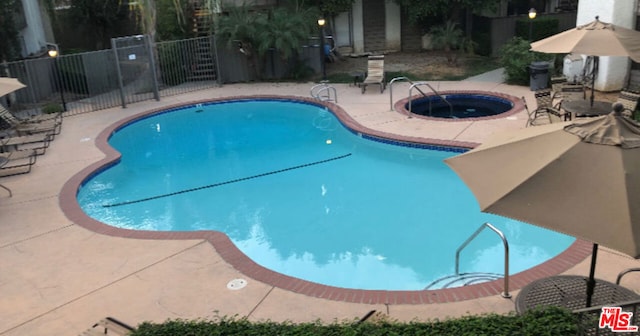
[455,222,511,298]
[408,82,453,118]
[310,81,338,103]
[388,76,427,112]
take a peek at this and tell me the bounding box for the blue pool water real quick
[408,94,512,118]
[78,99,574,290]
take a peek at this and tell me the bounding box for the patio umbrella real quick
[530,16,640,106]
[444,104,640,307]
[0,77,26,98]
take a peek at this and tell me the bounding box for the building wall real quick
[352,0,364,54]
[385,0,401,51]
[19,0,48,57]
[577,0,638,91]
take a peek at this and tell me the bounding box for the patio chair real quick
[1,133,54,156]
[0,106,61,137]
[525,89,566,127]
[361,55,385,94]
[615,90,640,118]
[550,76,568,105]
[0,149,37,178]
[555,83,586,109]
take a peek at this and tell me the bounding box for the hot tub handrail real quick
[455,222,511,298]
[389,76,428,111]
[408,82,453,118]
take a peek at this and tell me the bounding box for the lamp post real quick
[317,18,326,80]
[47,48,67,112]
[528,8,537,41]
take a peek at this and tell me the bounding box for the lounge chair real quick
[0,149,37,178]
[0,106,61,137]
[615,90,640,118]
[555,83,586,109]
[361,55,385,94]
[1,133,54,155]
[525,89,567,127]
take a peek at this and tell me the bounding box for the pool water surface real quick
[77,99,574,290]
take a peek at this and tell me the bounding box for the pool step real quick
[425,272,503,290]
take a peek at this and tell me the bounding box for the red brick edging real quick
[59,95,591,305]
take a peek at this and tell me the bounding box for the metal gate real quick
[111,35,159,108]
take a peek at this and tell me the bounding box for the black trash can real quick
[529,61,550,91]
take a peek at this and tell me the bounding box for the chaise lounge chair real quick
[0,149,37,178]
[0,105,62,137]
[361,55,386,94]
[1,133,54,156]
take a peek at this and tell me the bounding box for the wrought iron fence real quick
[1,34,322,118]
[1,35,223,117]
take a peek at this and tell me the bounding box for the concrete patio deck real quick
[1,79,639,335]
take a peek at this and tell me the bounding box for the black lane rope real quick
[102,153,352,208]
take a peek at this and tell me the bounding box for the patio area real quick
[1,77,639,335]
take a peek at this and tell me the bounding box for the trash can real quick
[529,61,550,91]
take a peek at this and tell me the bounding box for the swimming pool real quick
[76,98,574,291]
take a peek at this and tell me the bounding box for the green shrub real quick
[42,103,63,114]
[499,37,550,86]
[130,306,579,336]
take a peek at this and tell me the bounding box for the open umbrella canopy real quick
[444,110,640,259]
[0,77,26,98]
[530,17,640,62]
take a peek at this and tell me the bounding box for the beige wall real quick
[577,0,638,91]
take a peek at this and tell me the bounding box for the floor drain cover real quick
[227,278,247,290]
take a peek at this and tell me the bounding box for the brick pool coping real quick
[59,95,592,305]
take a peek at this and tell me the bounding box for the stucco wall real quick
[384,0,401,51]
[352,0,364,54]
[577,0,638,91]
[19,0,48,57]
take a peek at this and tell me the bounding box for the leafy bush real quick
[499,37,550,85]
[42,103,63,114]
[130,306,580,336]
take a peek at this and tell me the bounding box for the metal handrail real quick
[408,82,453,118]
[455,222,511,298]
[310,83,338,103]
[388,76,428,112]
[616,267,640,285]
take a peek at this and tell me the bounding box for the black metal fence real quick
[1,34,323,117]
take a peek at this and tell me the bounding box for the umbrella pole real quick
[590,57,598,107]
[586,243,598,307]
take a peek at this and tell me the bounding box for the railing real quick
[408,82,453,118]
[388,76,428,112]
[455,222,510,298]
[616,268,640,285]
[310,82,338,103]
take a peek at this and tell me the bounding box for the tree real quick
[393,0,501,31]
[216,4,263,78]
[0,0,21,61]
[69,0,129,50]
[429,20,475,66]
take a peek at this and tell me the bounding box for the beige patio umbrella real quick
[444,104,640,307]
[530,16,640,105]
[0,77,26,97]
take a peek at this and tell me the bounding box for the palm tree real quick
[216,4,263,78]
[430,20,474,66]
[255,7,312,65]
